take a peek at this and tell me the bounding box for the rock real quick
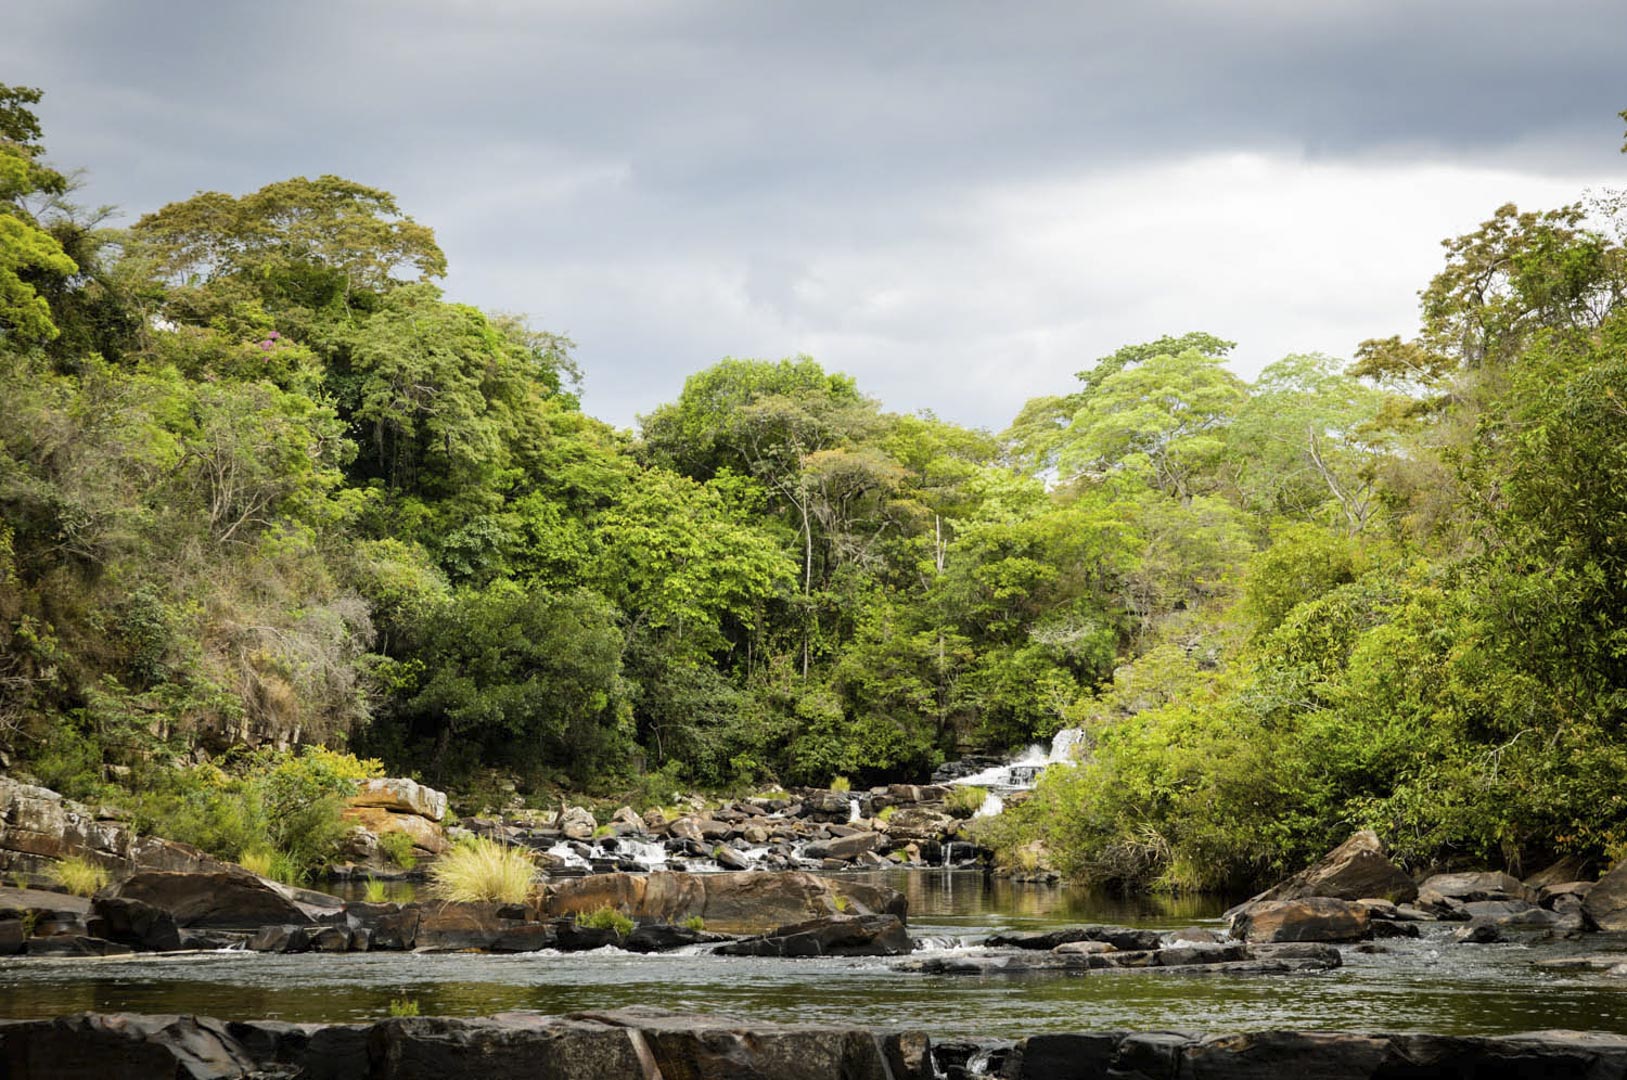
[348,778,447,822]
[0,778,235,880]
[339,805,451,855]
[86,897,182,952]
[1367,919,1421,939]
[248,924,311,953]
[987,924,1163,952]
[623,923,725,953]
[310,925,350,952]
[1418,871,1536,904]
[0,1013,263,1078]
[0,919,22,954]
[1250,830,1418,905]
[559,806,598,841]
[1460,899,1555,927]
[540,871,906,934]
[1525,854,1593,892]
[1453,922,1503,944]
[667,817,704,843]
[1584,862,1627,931]
[716,914,911,957]
[371,907,421,950]
[1231,897,1370,943]
[1164,927,1224,946]
[1052,940,1115,955]
[24,935,134,957]
[882,807,955,841]
[103,870,314,929]
[1541,881,1595,908]
[712,845,751,870]
[491,921,560,953]
[413,902,510,951]
[802,832,879,861]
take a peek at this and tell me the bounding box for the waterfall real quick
[948,726,1084,817]
[847,797,861,823]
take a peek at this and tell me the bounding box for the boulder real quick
[539,871,905,934]
[716,914,911,957]
[248,925,311,953]
[86,897,182,952]
[712,845,752,870]
[882,807,956,841]
[1249,830,1417,904]
[1584,862,1627,931]
[1453,922,1503,944]
[1231,897,1370,943]
[339,805,450,855]
[559,806,598,841]
[623,923,725,953]
[1524,854,1593,892]
[0,778,234,880]
[1418,871,1536,905]
[348,778,447,822]
[413,902,509,951]
[987,924,1162,952]
[24,935,134,957]
[802,832,879,861]
[103,870,313,929]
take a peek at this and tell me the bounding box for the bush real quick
[575,905,634,937]
[945,786,988,819]
[681,915,705,932]
[363,877,389,903]
[377,830,418,870]
[428,837,535,903]
[829,776,851,793]
[239,848,304,885]
[52,856,109,897]
[387,998,420,1017]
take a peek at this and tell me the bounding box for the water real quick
[953,728,1083,815]
[3,871,1624,1038]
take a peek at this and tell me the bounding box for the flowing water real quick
[3,871,1626,1038]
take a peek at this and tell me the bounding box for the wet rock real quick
[23,935,134,957]
[1367,918,1421,939]
[310,925,350,952]
[86,897,182,952]
[1164,926,1224,946]
[491,921,559,953]
[0,919,23,955]
[1460,899,1556,927]
[370,907,421,950]
[539,870,905,934]
[622,922,724,953]
[716,914,911,957]
[1250,829,1418,905]
[803,832,879,861]
[413,902,510,951]
[348,778,447,822]
[104,870,313,929]
[1231,897,1370,943]
[987,924,1163,952]
[0,1013,262,1078]
[1453,922,1503,944]
[248,924,311,953]
[1418,870,1537,905]
[712,845,752,870]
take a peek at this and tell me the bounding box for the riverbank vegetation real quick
[4,82,1626,890]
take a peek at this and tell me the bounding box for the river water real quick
[2,871,1625,1039]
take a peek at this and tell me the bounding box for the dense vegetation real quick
[3,84,1626,890]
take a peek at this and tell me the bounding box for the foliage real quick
[387,998,420,1018]
[377,830,418,870]
[574,905,634,937]
[428,837,535,903]
[363,877,389,903]
[51,856,109,897]
[944,785,988,819]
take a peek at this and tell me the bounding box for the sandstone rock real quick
[716,914,910,957]
[1524,854,1593,892]
[340,805,450,855]
[105,870,313,929]
[539,871,905,934]
[348,778,447,822]
[1418,870,1536,904]
[987,924,1162,952]
[803,832,879,861]
[1251,830,1417,905]
[559,806,597,841]
[1231,897,1370,943]
[882,807,955,841]
[1052,940,1115,955]
[0,779,235,881]
[1584,862,1627,931]
[712,845,752,870]
[1164,927,1225,946]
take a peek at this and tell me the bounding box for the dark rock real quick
[0,1013,260,1079]
[622,922,724,953]
[87,896,181,952]
[414,902,508,951]
[248,924,311,953]
[1250,830,1418,905]
[1367,918,1421,939]
[712,845,751,870]
[491,921,558,953]
[1418,870,1537,905]
[310,925,350,952]
[803,832,879,861]
[987,924,1162,952]
[103,870,312,929]
[178,928,249,950]
[717,914,911,957]
[23,935,134,957]
[1460,899,1556,927]
[1524,854,1593,892]
[0,919,23,954]
[1454,922,1503,944]
[540,870,905,934]
[1584,862,1627,931]
[555,921,623,951]
[1231,897,1370,943]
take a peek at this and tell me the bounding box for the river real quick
[2,871,1623,1039]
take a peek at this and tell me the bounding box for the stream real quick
[3,870,1626,1039]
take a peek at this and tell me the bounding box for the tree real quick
[0,83,75,342]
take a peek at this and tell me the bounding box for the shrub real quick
[239,848,304,885]
[575,905,634,937]
[945,785,988,819]
[377,830,418,870]
[681,915,705,932]
[877,805,896,822]
[829,776,851,793]
[52,856,109,897]
[428,837,535,903]
[387,998,420,1017]
[363,877,389,903]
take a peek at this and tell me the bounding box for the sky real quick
[5,1,1625,431]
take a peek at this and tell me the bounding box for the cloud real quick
[4,0,1623,429]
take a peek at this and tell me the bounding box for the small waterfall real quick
[546,841,591,870]
[847,797,861,823]
[948,727,1083,816]
[974,791,1004,818]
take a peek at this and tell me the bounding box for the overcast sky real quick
[6,1,1625,430]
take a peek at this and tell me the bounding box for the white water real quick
[952,727,1084,817]
[848,798,862,823]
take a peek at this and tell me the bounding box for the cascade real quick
[949,726,1084,817]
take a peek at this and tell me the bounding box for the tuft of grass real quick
[387,997,420,1017]
[575,905,634,937]
[832,893,850,913]
[53,856,109,897]
[363,877,389,903]
[239,848,304,885]
[681,915,706,932]
[593,823,615,839]
[877,805,896,822]
[945,785,988,819]
[428,837,536,904]
[829,776,851,793]
[377,830,418,871]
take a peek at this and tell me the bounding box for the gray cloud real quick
[5,0,1624,429]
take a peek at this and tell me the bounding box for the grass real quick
[387,998,421,1017]
[238,848,304,885]
[832,893,850,913]
[363,877,389,903]
[829,776,851,793]
[428,837,536,903]
[377,830,418,871]
[681,915,706,932]
[877,805,897,822]
[52,856,109,897]
[574,905,634,937]
[945,785,989,819]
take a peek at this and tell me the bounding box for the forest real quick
[4,81,1627,892]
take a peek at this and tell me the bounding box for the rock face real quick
[339,805,450,855]
[349,778,447,822]
[0,778,233,879]
[102,870,315,929]
[1583,863,1627,930]
[1251,830,1418,905]
[1231,897,1371,943]
[716,914,911,957]
[0,1008,935,1080]
[539,871,906,934]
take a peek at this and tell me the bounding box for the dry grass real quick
[53,856,110,897]
[429,838,536,904]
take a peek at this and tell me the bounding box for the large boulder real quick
[1417,871,1536,905]
[348,778,447,822]
[1251,830,1417,904]
[103,870,313,929]
[986,924,1162,952]
[1231,897,1370,943]
[1583,862,1627,930]
[802,832,879,861]
[0,778,235,880]
[882,807,956,841]
[339,805,450,855]
[716,914,911,957]
[539,871,905,934]
[86,897,182,952]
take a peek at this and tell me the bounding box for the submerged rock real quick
[715,914,910,957]
[986,924,1162,952]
